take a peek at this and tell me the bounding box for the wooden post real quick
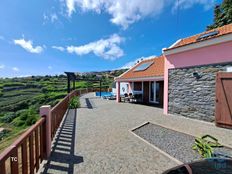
[40,105,51,158]
[67,75,70,93]
[10,147,18,174]
[73,79,75,90]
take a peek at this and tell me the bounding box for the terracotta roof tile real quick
[117,55,164,80]
[169,23,232,50]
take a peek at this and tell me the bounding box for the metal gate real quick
[215,72,232,128]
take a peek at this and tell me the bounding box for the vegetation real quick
[69,96,81,109]
[0,69,127,152]
[207,0,232,30]
[192,135,223,158]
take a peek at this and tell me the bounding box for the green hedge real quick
[69,96,80,109]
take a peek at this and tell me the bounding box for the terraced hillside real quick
[0,69,127,152]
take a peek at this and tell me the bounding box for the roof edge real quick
[163,33,232,56]
[115,76,164,82]
[168,39,182,49]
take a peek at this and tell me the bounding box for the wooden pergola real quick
[64,72,103,96]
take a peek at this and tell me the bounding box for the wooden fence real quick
[50,90,77,140]
[0,88,104,174]
[0,118,46,174]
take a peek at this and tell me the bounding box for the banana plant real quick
[192,135,223,158]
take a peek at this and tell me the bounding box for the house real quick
[162,23,232,122]
[115,55,164,105]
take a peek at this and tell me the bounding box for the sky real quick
[0,0,221,77]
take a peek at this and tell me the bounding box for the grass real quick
[0,128,26,153]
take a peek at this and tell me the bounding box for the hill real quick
[0,69,127,151]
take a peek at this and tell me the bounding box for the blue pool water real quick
[95,92,113,97]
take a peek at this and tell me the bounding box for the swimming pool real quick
[95,92,114,97]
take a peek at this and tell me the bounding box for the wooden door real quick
[215,72,232,128]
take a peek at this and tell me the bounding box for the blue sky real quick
[0,0,221,77]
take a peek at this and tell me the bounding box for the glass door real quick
[155,82,160,103]
[150,81,154,102]
[150,81,160,103]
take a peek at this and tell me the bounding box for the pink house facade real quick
[163,24,232,121]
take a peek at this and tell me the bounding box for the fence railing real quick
[50,90,77,140]
[0,117,46,174]
[0,88,110,173]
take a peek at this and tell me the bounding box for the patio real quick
[40,92,232,174]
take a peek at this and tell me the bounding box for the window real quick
[133,82,142,91]
[197,30,219,41]
[133,62,153,71]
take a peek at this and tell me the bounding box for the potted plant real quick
[192,134,223,158]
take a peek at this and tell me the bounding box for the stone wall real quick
[168,62,232,122]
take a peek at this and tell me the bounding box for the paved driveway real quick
[74,93,178,174]
[41,92,232,174]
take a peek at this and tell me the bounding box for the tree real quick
[221,0,232,23]
[207,0,232,30]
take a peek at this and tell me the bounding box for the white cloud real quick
[65,0,164,29]
[66,0,76,16]
[52,46,65,51]
[172,0,215,11]
[64,0,214,29]
[120,55,156,69]
[67,34,124,60]
[12,67,19,72]
[44,13,58,23]
[51,13,58,22]
[14,39,43,54]
[0,64,5,70]
[48,66,53,70]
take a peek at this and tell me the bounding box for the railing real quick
[50,90,78,140]
[0,88,110,174]
[0,117,46,174]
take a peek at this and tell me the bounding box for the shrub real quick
[0,112,16,123]
[0,129,10,141]
[12,107,39,127]
[25,115,38,126]
[12,117,25,127]
[69,96,80,109]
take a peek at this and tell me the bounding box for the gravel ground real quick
[133,122,232,163]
